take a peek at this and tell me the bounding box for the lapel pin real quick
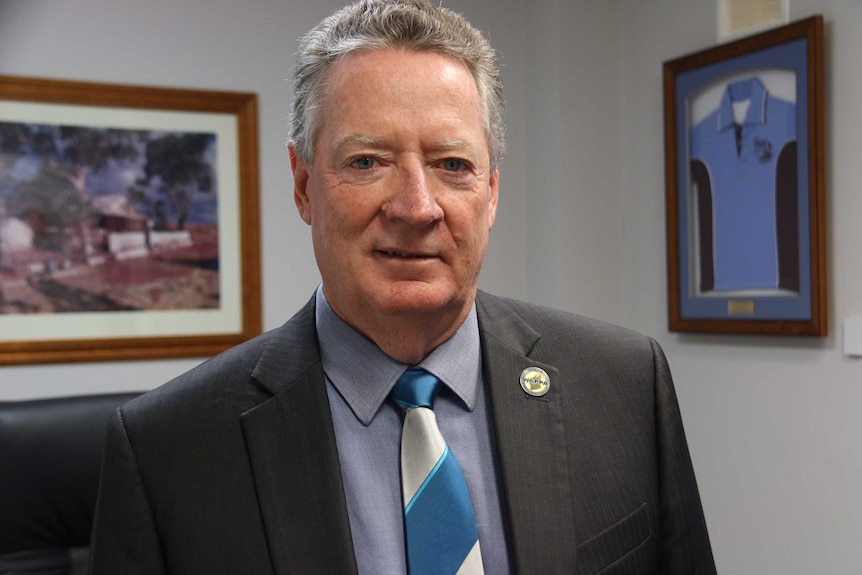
[519,367,550,397]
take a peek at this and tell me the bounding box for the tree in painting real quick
[0,123,140,262]
[133,133,214,231]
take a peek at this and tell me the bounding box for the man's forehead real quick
[328,47,476,90]
[313,48,490,161]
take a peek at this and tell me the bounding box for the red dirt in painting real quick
[0,224,220,314]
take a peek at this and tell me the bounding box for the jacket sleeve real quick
[88,408,167,575]
[651,338,717,575]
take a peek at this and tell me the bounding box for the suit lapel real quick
[239,297,358,575]
[476,292,578,573]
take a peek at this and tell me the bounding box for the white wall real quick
[2,0,859,572]
[618,1,862,573]
[520,0,624,322]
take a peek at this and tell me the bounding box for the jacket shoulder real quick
[476,291,654,349]
[122,295,319,424]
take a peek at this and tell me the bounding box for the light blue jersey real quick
[689,76,797,292]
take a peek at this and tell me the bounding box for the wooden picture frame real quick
[663,16,825,336]
[0,75,261,364]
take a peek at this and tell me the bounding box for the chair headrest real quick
[0,393,142,555]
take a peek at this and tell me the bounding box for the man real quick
[89,1,716,573]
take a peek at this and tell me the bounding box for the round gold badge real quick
[519,367,550,397]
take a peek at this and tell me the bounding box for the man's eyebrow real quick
[332,135,480,157]
[433,139,471,151]
[428,140,482,159]
[334,135,387,155]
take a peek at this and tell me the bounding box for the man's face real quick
[291,48,498,338]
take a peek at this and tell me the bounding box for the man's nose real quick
[381,164,444,226]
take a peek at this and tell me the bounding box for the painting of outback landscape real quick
[0,121,220,315]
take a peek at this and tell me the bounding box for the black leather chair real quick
[0,392,141,575]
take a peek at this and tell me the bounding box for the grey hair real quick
[289,0,505,169]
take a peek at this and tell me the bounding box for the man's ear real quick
[487,168,499,229]
[289,142,312,225]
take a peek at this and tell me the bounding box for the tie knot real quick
[390,367,441,410]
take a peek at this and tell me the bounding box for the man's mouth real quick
[379,250,433,259]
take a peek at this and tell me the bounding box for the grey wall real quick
[2,0,861,572]
[618,2,862,573]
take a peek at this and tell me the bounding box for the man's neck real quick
[326,299,473,365]
[365,316,466,364]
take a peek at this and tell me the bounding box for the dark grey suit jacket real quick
[89,291,715,574]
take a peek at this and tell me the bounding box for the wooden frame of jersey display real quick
[663,16,826,336]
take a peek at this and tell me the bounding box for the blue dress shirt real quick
[315,286,511,574]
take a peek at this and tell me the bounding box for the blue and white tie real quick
[390,367,484,575]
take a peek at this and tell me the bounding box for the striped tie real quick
[390,367,484,575]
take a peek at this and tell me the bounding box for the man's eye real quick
[351,157,376,170]
[441,158,469,172]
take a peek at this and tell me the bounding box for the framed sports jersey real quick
[663,15,825,336]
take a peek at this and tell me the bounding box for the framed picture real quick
[0,75,261,364]
[663,16,825,336]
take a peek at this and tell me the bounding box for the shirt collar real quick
[717,76,768,131]
[314,285,482,426]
